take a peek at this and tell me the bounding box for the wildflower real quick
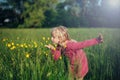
[10,46,16,50]
[26,53,30,58]
[42,37,45,40]
[33,41,37,44]
[54,44,57,47]
[16,44,19,46]
[11,42,14,46]
[46,40,48,43]
[20,44,24,48]
[33,41,38,48]
[60,56,62,60]
[47,37,50,40]
[23,43,26,46]
[25,45,28,48]
[35,44,38,48]
[7,43,11,47]
[23,43,28,48]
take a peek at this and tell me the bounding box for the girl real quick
[45,26,103,80]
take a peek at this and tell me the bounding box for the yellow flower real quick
[11,42,14,46]
[35,44,38,48]
[26,53,30,58]
[20,44,24,48]
[54,44,57,47]
[23,43,28,48]
[25,45,28,48]
[46,41,48,43]
[10,46,16,50]
[33,41,37,44]
[7,43,11,47]
[42,37,45,40]
[59,56,62,60]
[33,41,38,48]
[47,37,50,40]
[16,44,19,46]
[28,44,31,47]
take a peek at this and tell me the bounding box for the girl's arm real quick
[51,49,61,61]
[67,34,103,50]
[45,44,61,61]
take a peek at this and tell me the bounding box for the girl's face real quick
[51,35,59,44]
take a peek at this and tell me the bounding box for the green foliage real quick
[19,0,58,28]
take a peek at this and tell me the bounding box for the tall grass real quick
[0,28,120,80]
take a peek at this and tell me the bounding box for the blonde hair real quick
[51,26,70,44]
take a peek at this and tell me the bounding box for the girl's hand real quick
[97,33,104,43]
[45,44,55,50]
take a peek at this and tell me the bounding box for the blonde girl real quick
[45,26,103,80]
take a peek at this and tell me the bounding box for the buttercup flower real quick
[60,56,62,60]
[42,37,45,41]
[10,46,16,50]
[7,43,11,48]
[26,53,30,58]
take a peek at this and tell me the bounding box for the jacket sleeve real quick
[51,49,61,61]
[67,38,100,50]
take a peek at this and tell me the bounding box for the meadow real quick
[0,28,120,80]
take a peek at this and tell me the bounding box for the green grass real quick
[0,28,120,80]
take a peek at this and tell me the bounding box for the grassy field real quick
[0,28,120,80]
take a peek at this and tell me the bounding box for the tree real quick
[42,9,58,27]
[17,0,57,28]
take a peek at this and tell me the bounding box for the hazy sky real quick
[98,0,102,6]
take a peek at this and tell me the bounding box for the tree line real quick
[0,0,120,28]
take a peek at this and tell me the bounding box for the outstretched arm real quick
[67,34,103,50]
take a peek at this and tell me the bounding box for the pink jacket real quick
[51,38,100,77]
